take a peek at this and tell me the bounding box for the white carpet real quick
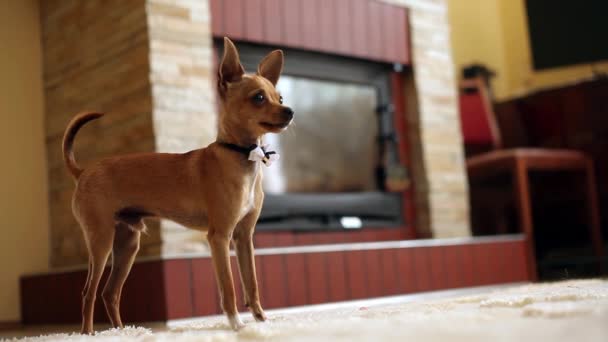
[4,279,608,341]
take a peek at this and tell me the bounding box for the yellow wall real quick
[0,0,49,322]
[448,0,608,101]
[447,0,508,97]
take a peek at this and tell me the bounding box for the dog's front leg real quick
[234,212,266,322]
[208,229,244,331]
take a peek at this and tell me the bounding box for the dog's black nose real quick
[283,107,294,119]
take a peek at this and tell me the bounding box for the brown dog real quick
[62,37,293,334]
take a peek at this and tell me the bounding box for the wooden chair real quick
[459,78,604,280]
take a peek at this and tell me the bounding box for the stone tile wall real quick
[382,0,470,238]
[146,0,216,255]
[41,0,159,266]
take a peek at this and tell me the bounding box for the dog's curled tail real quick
[62,111,104,180]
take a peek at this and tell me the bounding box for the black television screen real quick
[525,0,608,70]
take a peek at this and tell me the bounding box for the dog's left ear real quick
[257,50,284,86]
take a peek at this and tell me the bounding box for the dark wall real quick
[495,77,608,238]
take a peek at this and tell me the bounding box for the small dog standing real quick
[62,37,293,334]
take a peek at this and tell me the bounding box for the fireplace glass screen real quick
[263,76,379,194]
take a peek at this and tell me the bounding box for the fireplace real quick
[22,0,482,327]
[218,43,404,231]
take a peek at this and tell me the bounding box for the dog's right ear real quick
[218,37,245,95]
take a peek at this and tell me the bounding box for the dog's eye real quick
[252,93,265,104]
[279,95,283,104]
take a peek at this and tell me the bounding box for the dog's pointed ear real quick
[219,37,245,87]
[257,50,284,86]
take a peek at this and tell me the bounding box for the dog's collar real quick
[217,141,279,166]
[218,141,255,156]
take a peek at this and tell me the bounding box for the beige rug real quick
[4,279,608,341]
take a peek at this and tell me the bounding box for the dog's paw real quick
[252,309,267,322]
[248,303,267,322]
[228,314,245,331]
[80,326,94,335]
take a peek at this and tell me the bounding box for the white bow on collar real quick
[248,144,280,166]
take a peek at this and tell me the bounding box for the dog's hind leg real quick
[81,257,92,299]
[80,219,114,334]
[102,222,141,328]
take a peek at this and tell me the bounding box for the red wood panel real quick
[255,233,276,248]
[191,258,219,316]
[395,8,410,64]
[321,231,348,244]
[261,254,288,308]
[367,0,383,61]
[461,243,476,287]
[24,270,87,324]
[318,0,336,52]
[341,231,359,243]
[486,243,502,285]
[282,0,302,47]
[335,0,353,54]
[284,253,308,306]
[486,243,502,284]
[374,228,402,241]
[163,259,193,319]
[116,261,167,322]
[210,0,224,37]
[443,244,465,289]
[380,2,398,62]
[263,0,283,44]
[512,240,533,281]
[396,247,416,293]
[63,272,85,325]
[296,232,319,246]
[300,0,322,49]
[380,248,400,295]
[412,247,432,292]
[345,231,361,243]
[316,232,333,245]
[244,0,264,42]
[360,229,380,242]
[306,253,329,304]
[472,243,490,285]
[211,0,411,65]
[495,241,513,284]
[346,249,368,299]
[364,249,384,297]
[274,231,296,246]
[351,0,370,58]
[22,237,533,325]
[21,263,168,325]
[327,251,350,302]
[429,247,446,290]
[504,241,522,283]
[223,0,245,39]
[257,229,406,247]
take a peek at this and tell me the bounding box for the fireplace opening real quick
[216,42,404,231]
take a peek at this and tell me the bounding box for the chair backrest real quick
[458,78,502,150]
